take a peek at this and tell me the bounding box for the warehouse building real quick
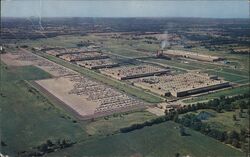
[100,64,170,80]
[132,72,230,97]
[46,48,100,57]
[59,52,109,62]
[163,50,224,62]
[76,58,119,69]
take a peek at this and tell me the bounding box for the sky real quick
[1,0,249,18]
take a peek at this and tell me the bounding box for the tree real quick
[220,95,226,100]
[239,101,247,109]
[46,140,54,147]
[40,143,48,152]
[173,113,179,122]
[229,131,239,140]
[232,139,240,148]
[179,125,186,136]
[239,112,243,118]
[175,153,180,157]
[164,109,169,115]
[240,108,244,113]
[233,115,237,121]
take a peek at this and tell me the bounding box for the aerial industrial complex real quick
[3,47,230,105]
[43,47,230,99]
[0,43,236,119]
[1,16,249,157]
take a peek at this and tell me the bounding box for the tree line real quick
[120,93,249,133]
[120,93,250,152]
[18,139,75,157]
[176,113,249,152]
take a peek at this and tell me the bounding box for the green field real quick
[184,85,250,103]
[85,111,157,136]
[0,64,52,81]
[204,69,249,83]
[204,109,249,132]
[0,64,88,156]
[45,121,244,157]
[181,109,249,133]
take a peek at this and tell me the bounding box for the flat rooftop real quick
[163,50,223,62]
[100,64,169,80]
[46,48,100,56]
[76,58,119,69]
[132,72,229,97]
[59,52,109,61]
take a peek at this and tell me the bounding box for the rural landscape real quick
[1,1,250,157]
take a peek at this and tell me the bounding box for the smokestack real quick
[161,41,166,50]
[161,31,169,50]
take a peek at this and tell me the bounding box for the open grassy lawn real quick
[36,52,164,103]
[46,121,244,157]
[183,85,250,103]
[0,64,88,156]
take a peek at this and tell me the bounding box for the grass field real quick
[0,64,52,81]
[181,109,249,133]
[0,63,88,156]
[36,52,164,103]
[204,69,249,83]
[45,121,244,157]
[85,111,157,136]
[183,85,250,103]
[204,109,249,133]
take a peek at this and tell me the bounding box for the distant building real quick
[162,50,224,62]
